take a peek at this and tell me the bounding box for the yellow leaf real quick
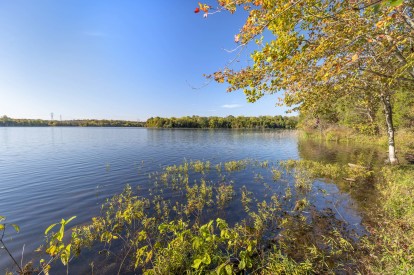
[376,21,384,28]
[352,54,359,62]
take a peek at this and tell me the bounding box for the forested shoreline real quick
[146,115,298,129]
[0,115,298,129]
[0,116,145,127]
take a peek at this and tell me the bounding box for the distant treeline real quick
[146,115,298,129]
[0,116,145,127]
[1,115,298,129]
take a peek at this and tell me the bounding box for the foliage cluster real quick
[146,115,298,129]
[297,87,414,137]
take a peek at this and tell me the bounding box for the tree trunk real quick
[381,94,399,165]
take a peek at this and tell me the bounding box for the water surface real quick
[0,128,382,271]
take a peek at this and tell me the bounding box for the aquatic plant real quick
[224,160,247,172]
[2,159,413,274]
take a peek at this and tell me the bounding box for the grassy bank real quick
[359,165,414,274]
[300,127,414,157]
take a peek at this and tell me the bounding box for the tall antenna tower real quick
[50,112,54,120]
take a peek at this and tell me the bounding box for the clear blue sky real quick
[0,1,290,120]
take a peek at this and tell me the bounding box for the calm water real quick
[0,127,382,271]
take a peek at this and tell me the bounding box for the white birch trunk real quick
[381,94,399,165]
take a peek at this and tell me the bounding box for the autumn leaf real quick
[352,54,359,62]
[376,21,384,28]
[214,72,225,83]
[198,2,210,13]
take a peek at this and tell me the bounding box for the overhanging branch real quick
[361,68,414,83]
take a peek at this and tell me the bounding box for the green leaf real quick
[58,225,65,241]
[238,259,246,269]
[65,216,77,225]
[65,244,71,254]
[61,251,69,265]
[216,263,225,275]
[158,223,169,233]
[202,253,211,265]
[192,258,203,269]
[11,224,20,233]
[45,223,57,235]
[220,229,230,239]
[192,237,202,249]
[0,216,5,222]
[154,241,162,249]
[225,265,233,275]
[388,0,403,7]
[216,218,227,230]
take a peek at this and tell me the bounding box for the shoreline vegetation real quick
[299,125,414,163]
[0,115,298,129]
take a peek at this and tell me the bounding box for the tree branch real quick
[361,68,414,82]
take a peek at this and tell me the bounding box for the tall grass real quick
[359,165,414,274]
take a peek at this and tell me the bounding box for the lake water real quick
[0,127,383,272]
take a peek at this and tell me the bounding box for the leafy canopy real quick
[197,0,414,115]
